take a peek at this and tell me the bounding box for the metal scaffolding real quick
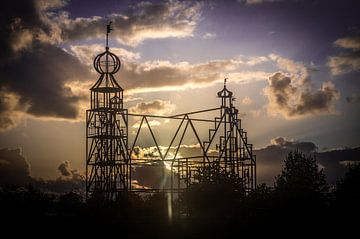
[86,23,256,203]
[86,22,130,200]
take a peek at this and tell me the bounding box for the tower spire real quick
[106,21,113,51]
[87,23,128,201]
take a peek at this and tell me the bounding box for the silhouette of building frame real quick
[86,24,256,203]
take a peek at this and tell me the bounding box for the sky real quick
[0,0,359,188]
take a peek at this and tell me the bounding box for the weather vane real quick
[106,21,113,50]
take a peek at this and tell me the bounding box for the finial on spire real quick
[106,21,113,50]
[224,78,228,87]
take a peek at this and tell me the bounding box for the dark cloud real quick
[0,148,31,186]
[0,0,91,130]
[131,147,167,189]
[58,161,72,177]
[264,72,339,118]
[256,137,317,184]
[271,136,317,152]
[255,138,360,185]
[0,0,206,131]
[132,163,172,189]
[0,148,84,193]
[130,145,205,189]
[346,93,360,103]
[129,100,176,115]
[2,43,90,118]
[57,161,83,181]
[0,0,39,61]
[316,147,360,184]
[60,1,202,46]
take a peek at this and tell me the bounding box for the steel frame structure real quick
[86,23,130,200]
[128,80,256,196]
[86,24,256,203]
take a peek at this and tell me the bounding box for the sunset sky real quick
[0,0,359,187]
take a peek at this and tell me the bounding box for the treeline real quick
[0,151,359,237]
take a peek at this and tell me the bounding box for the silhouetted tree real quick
[143,193,168,220]
[274,151,329,224]
[0,184,56,230]
[245,183,273,222]
[335,163,360,215]
[56,191,84,217]
[180,166,246,221]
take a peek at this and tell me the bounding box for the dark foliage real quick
[334,163,360,216]
[180,167,246,220]
[0,151,359,237]
[273,151,329,224]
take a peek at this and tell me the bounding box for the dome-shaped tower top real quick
[217,78,233,98]
[93,21,121,75]
[93,50,121,74]
[91,22,122,91]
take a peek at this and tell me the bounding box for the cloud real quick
[346,93,360,103]
[264,72,339,118]
[66,51,270,94]
[132,162,172,189]
[255,137,360,185]
[57,161,72,177]
[57,161,83,181]
[203,32,217,39]
[131,144,204,160]
[132,120,161,129]
[0,0,92,130]
[0,148,31,186]
[68,44,141,66]
[118,59,270,93]
[59,1,203,47]
[316,147,360,183]
[242,96,253,105]
[0,147,84,193]
[264,55,339,118]
[269,54,309,82]
[130,144,205,189]
[0,0,204,131]
[328,54,360,75]
[129,100,176,128]
[10,27,34,53]
[334,36,360,50]
[131,179,151,190]
[1,44,91,119]
[239,0,282,5]
[0,88,27,132]
[246,56,269,66]
[129,100,176,115]
[250,109,262,118]
[328,36,360,75]
[270,136,317,152]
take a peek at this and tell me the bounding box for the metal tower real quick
[86,22,130,200]
[170,79,256,194]
[215,78,256,191]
